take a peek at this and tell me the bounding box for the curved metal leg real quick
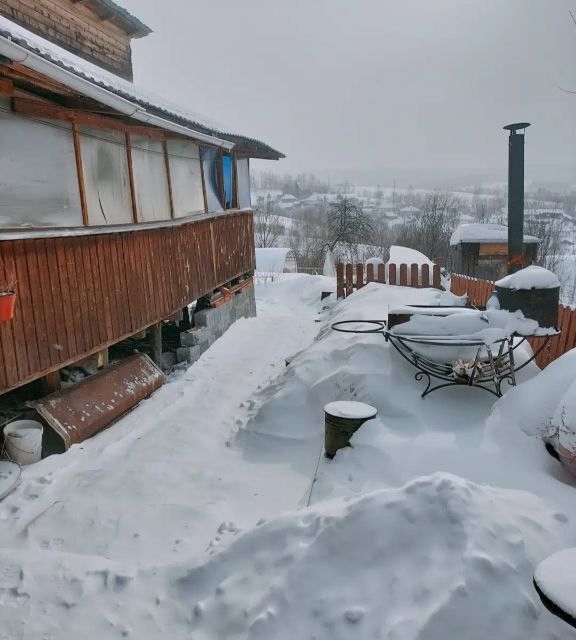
[415,371,431,397]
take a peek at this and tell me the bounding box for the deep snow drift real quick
[0,275,575,639]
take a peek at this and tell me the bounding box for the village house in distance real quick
[0,0,283,440]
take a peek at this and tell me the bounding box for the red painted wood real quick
[399,264,408,286]
[421,263,430,288]
[356,263,364,289]
[366,263,374,283]
[410,263,419,287]
[0,211,255,395]
[336,264,344,298]
[388,263,396,285]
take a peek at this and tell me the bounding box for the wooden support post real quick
[162,140,175,219]
[150,323,162,367]
[96,348,109,369]
[377,263,385,284]
[72,121,89,226]
[125,132,139,223]
[0,77,13,96]
[388,263,396,285]
[40,370,61,395]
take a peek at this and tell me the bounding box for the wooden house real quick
[450,223,540,280]
[0,0,283,398]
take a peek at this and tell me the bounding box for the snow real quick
[496,265,561,290]
[534,547,576,619]
[450,223,540,246]
[388,244,434,266]
[255,247,293,273]
[324,400,377,419]
[1,275,575,639]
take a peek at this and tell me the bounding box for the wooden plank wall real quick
[336,262,441,298]
[0,210,254,394]
[450,273,576,369]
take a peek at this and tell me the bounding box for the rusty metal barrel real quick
[324,401,377,459]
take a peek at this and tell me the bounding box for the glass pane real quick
[79,127,133,225]
[236,157,251,209]
[0,109,83,228]
[131,136,171,222]
[167,141,205,217]
[201,148,223,213]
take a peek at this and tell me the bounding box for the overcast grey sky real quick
[122,0,576,186]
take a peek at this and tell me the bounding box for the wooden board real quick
[0,211,254,395]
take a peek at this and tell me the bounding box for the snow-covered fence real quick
[451,274,576,369]
[336,262,441,298]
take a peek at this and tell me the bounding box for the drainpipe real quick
[503,122,531,274]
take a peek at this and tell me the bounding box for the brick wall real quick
[0,0,134,80]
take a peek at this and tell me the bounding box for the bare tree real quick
[254,196,285,248]
[327,197,374,252]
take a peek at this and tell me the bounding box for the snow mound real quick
[168,473,567,640]
[496,266,561,290]
[389,245,434,266]
[535,547,576,621]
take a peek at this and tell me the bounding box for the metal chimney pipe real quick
[503,122,531,273]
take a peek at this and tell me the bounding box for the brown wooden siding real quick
[0,210,254,395]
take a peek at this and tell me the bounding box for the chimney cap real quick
[503,122,531,133]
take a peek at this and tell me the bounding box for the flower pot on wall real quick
[0,291,16,321]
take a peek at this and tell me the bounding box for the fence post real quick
[366,263,374,283]
[399,263,408,286]
[422,263,430,288]
[345,263,353,297]
[377,263,386,284]
[356,263,364,290]
[410,263,419,288]
[336,263,344,299]
[388,263,396,286]
[432,265,441,289]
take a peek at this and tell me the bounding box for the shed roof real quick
[450,223,540,246]
[0,15,284,160]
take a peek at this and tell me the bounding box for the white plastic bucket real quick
[3,420,43,465]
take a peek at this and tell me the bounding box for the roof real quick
[450,223,540,246]
[85,0,151,37]
[0,15,284,160]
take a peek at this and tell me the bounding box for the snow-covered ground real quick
[1,275,575,639]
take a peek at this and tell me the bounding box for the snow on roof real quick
[450,223,540,246]
[255,247,293,273]
[0,16,283,159]
[83,0,151,37]
[388,245,434,266]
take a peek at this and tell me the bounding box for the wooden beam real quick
[199,148,209,213]
[125,132,139,223]
[12,97,168,140]
[162,140,175,219]
[72,121,90,226]
[0,77,13,96]
[1,64,75,96]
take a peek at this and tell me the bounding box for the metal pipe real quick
[503,122,531,273]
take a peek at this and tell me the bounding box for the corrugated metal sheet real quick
[31,354,164,448]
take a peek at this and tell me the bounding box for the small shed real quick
[450,223,540,279]
[255,248,298,274]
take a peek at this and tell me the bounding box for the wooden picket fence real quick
[451,274,576,368]
[336,262,441,298]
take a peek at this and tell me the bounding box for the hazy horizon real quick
[121,0,576,187]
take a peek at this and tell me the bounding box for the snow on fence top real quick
[450,223,540,246]
[495,266,561,290]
